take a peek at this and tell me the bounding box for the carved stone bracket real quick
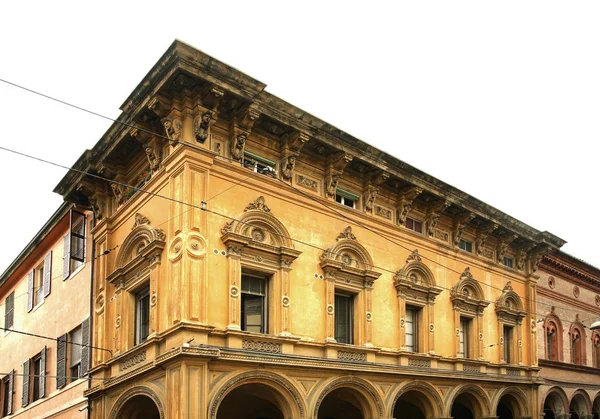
[230,130,247,161]
[284,132,310,154]
[397,186,423,225]
[194,111,213,144]
[363,184,379,214]
[452,212,475,246]
[200,84,225,110]
[281,153,299,181]
[475,223,498,256]
[516,243,534,271]
[325,172,342,198]
[237,104,261,131]
[425,199,450,237]
[529,244,553,273]
[161,117,182,146]
[146,96,171,118]
[329,151,354,172]
[497,233,518,263]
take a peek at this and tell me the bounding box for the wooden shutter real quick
[81,318,90,376]
[43,251,52,298]
[22,360,29,407]
[27,270,34,312]
[62,234,70,280]
[56,334,67,389]
[39,346,46,398]
[5,292,14,329]
[7,370,13,415]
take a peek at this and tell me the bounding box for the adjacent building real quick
[49,40,571,419]
[0,203,93,418]
[536,252,600,419]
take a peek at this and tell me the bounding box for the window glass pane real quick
[70,327,82,366]
[414,220,423,233]
[504,326,512,363]
[2,378,9,415]
[406,218,414,230]
[243,295,264,333]
[33,359,41,400]
[405,308,416,352]
[136,288,150,344]
[335,294,352,344]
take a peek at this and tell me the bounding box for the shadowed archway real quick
[542,387,569,419]
[216,383,286,419]
[116,395,161,419]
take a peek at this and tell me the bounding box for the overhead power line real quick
[0,78,597,322]
[0,326,112,355]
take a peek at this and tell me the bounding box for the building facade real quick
[51,41,569,419]
[536,252,600,419]
[0,203,93,418]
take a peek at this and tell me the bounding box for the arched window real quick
[495,282,526,365]
[569,322,587,365]
[543,313,563,362]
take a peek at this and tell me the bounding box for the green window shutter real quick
[22,360,29,407]
[81,318,90,376]
[43,251,52,298]
[27,271,34,312]
[56,334,67,389]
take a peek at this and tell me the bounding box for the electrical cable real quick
[0,326,112,355]
[0,80,597,322]
[0,144,595,322]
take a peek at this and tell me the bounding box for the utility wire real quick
[0,371,109,382]
[0,80,597,321]
[1,145,596,324]
[0,326,112,355]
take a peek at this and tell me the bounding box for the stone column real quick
[226,246,242,330]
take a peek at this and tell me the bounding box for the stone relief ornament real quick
[194,111,212,144]
[406,249,422,264]
[133,213,151,229]
[144,144,160,172]
[281,154,298,180]
[230,132,247,161]
[89,197,104,220]
[363,185,379,213]
[325,173,341,197]
[336,226,357,241]
[245,196,271,213]
[161,117,182,146]
[296,175,318,190]
[111,183,125,205]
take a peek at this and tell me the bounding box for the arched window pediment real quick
[394,250,442,300]
[221,196,301,265]
[320,227,381,285]
[450,268,489,313]
[107,213,166,286]
[495,282,526,322]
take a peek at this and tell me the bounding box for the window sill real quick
[67,264,86,280]
[31,300,45,313]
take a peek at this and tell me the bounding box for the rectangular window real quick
[32,356,41,402]
[1,372,13,417]
[405,307,419,352]
[405,217,423,234]
[243,152,276,175]
[135,287,150,345]
[4,292,14,330]
[335,189,359,209]
[69,326,82,382]
[502,257,514,269]
[63,210,86,280]
[504,325,513,363]
[34,265,44,307]
[458,239,473,253]
[241,275,267,334]
[335,294,353,344]
[459,318,470,358]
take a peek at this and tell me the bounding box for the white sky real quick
[0,1,599,275]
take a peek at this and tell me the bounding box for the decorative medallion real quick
[429,324,435,332]
[479,333,483,341]
[455,328,460,337]
[327,304,334,314]
[251,228,265,242]
[548,276,555,289]
[366,312,372,321]
[116,315,121,328]
[282,296,290,307]
[95,293,105,315]
[573,286,580,298]
[230,286,239,297]
[341,253,352,265]
[150,293,157,307]
[400,318,405,327]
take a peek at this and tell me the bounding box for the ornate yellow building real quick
[53,41,566,419]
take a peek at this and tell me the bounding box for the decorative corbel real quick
[200,84,225,111]
[161,117,182,146]
[325,152,353,198]
[516,243,535,271]
[236,103,261,131]
[128,126,152,144]
[194,110,213,144]
[452,212,476,246]
[88,197,105,221]
[284,132,310,154]
[146,96,171,118]
[396,186,423,225]
[529,244,553,273]
[230,131,247,161]
[475,223,498,256]
[425,199,450,237]
[497,233,518,263]
[143,142,161,173]
[111,183,125,205]
[363,184,379,213]
[280,153,299,181]
[229,103,261,161]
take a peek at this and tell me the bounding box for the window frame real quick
[459,316,472,359]
[135,286,150,345]
[458,239,473,253]
[241,273,269,334]
[502,256,514,269]
[334,292,354,345]
[243,151,276,175]
[1,371,13,417]
[63,210,86,280]
[405,305,420,353]
[405,217,423,234]
[68,326,83,383]
[22,346,46,408]
[335,188,359,209]
[503,325,513,364]
[4,292,14,332]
